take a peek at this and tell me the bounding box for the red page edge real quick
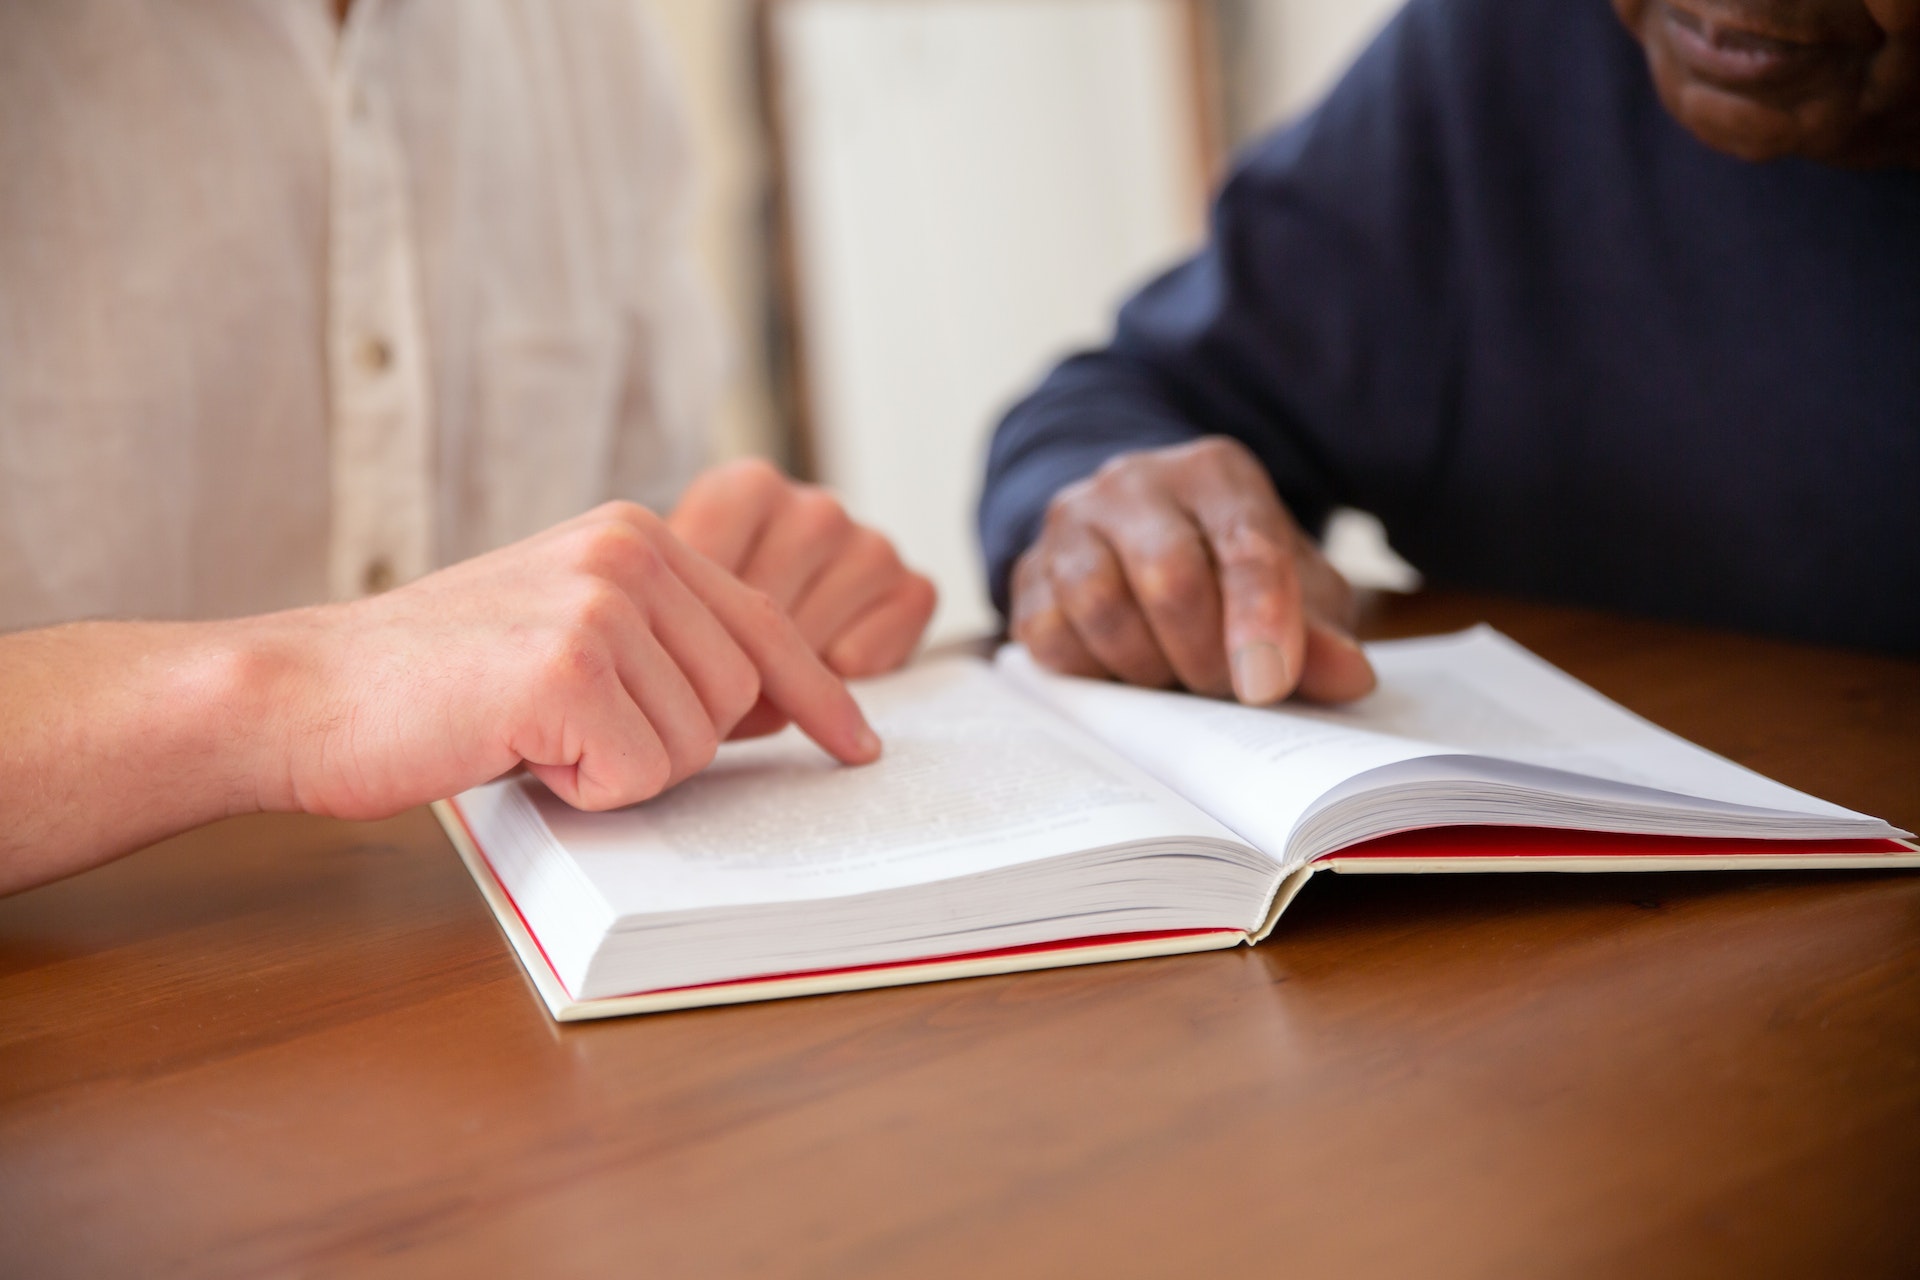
[1321,825,1913,861]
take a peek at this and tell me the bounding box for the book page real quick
[996,628,1891,859]
[1348,628,1870,816]
[996,648,1443,855]
[508,656,1253,919]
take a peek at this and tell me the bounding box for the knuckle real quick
[1215,518,1291,572]
[622,532,669,587]
[1088,460,1142,502]
[1083,451,1172,510]
[1043,477,1099,530]
[1012,545,1054,596]
[792,487,854,541]
[591,498,654,529]
[558,524,608,573]
[570,519,656,579]
[1134,554,1208,613]
[1231,580,1296,632]
[561,579,628,636]
[1092,445,1166,482]
[533,634,609,698]
[1090,453,1135,486]
[1179,435,1249,472]
[1059,573,1135,642]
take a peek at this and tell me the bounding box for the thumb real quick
[1292,618,1377,704]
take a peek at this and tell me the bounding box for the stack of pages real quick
[436,627,1916,1020]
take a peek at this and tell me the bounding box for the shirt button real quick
[357,334,394,375]
[362,557,396,594]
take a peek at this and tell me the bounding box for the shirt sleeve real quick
[976,0,1466,615]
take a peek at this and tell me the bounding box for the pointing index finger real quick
[660,533,882,766]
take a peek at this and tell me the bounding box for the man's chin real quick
[1661,80,1814,160]
[1619,0,1920,168]
[1642,38,1871,163]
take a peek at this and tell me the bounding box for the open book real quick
[434,627,1918,1020]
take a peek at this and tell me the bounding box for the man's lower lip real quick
[1658,2,1829,88]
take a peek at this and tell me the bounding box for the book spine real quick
[1250,863,1321,943]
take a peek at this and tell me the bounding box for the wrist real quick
[170,610,327,817]
[0,614,341,892]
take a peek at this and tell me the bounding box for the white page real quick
[996,648,1440,854]
[996,628,1893,858]
[501,656,1249,920]
[1346,628,1868,815]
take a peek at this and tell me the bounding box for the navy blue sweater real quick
[978,0,1920,653]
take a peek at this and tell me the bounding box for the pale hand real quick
[1,497,895,895]
[255,500,883,821]
[669,459,938,679]
[1009,437,1376,704]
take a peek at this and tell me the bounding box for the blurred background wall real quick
[640,0,1407,641]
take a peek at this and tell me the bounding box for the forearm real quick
[0,494,899,897]
[0,618,288,893]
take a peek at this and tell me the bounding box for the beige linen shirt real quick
[0,0,720,631]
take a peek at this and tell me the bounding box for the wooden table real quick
[4,593,1917,1278]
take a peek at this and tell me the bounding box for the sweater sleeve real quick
[976,0,1468,615]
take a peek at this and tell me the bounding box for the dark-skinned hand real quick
[1010,437,1377,705]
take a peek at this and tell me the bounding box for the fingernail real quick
[854,725,882,759]
[1231,641,1290,705]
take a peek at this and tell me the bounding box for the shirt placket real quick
[326,8,434,599]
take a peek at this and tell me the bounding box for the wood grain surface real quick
[3,593,1916,1279]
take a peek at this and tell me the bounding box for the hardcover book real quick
[435,627,1917,1020]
